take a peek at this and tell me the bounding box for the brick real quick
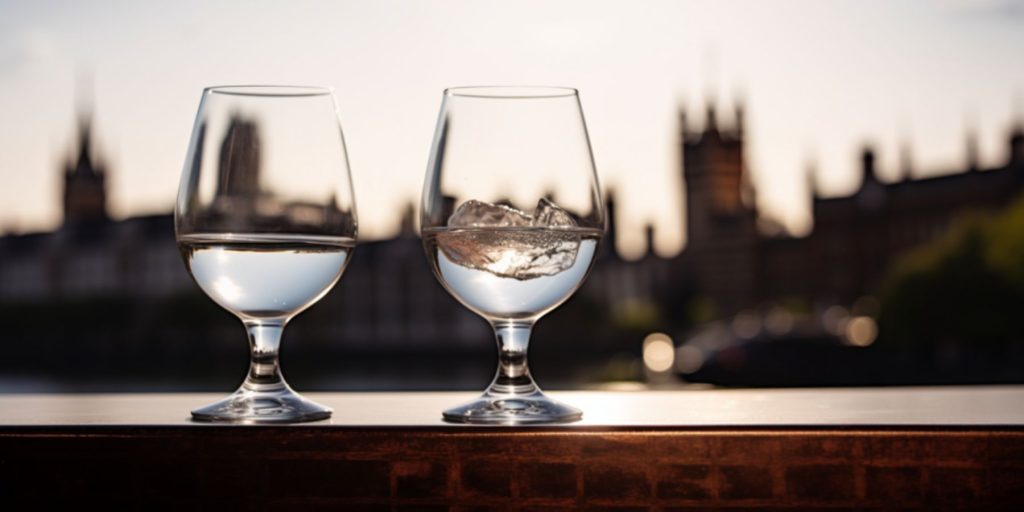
[654,435,715,462]
[862,436,925,463]
[518,462,577,499]
[393,460,450,498]
[654,464,712,500]
[583,464,650,501]
[926,467,985,502]
[459,459,511,498]
[779,435,859,461]
[455,433,578,460]
[717,436,780,462]
[864,433,987,466]
[581,435,658,460]
[865,465,921,502]
[270,459,390,498]
[720,465,773,500]
[923,434,988,464]
[785,464,856,502]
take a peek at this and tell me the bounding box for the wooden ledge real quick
[2,388,1023,508]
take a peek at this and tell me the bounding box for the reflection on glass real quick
[420,86,605,424]
[176,86,357,423]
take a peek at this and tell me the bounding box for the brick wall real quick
[2,428,1023,509]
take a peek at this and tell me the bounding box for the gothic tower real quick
[215,116,262,199]
[62,106,108,226]
[681,100,759,316]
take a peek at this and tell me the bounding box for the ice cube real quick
[436,229,582,280]
[447,198,578,228]
[441,198,581,280]
[447,200,533,228]
[531,197,577,228]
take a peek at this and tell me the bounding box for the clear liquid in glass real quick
[423,227,601,320]
[179,233,354,320]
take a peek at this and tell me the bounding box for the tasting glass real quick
[421,86,604,424]
[176,86,357,423]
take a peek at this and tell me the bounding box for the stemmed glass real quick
[176,86,357,423]
[421,86,605,424]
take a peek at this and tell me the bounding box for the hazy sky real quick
[2,0,1023,258]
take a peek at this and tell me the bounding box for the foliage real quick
[878,197,1024,350]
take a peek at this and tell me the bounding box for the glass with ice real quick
[420,86,605,424]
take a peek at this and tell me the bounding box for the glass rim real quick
[444,86,579,99]
[204,85,334,97]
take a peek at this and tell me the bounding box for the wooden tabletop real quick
[4,387,1023,508]
[2,386,1023,427]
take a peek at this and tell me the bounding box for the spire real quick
[74,68,95,170]
[603,189,618,260]
[966,126,980,172]
[72,75,97,176]
[806,158,820,200]
[1009,125,1024,167]
[899,139,913,180]
[399,201,416,237]
[678,104,688,142]
[644,223,656,257]
[861,146,878,183]
[74,111,95,176]
[62,85,108,227]
[1010,90,1024,167]
[705,103,718,135]
[734,98,745,138]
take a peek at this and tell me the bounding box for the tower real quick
[683,103,747,237]
[1009,123,1024,168]
[215,116,262,199]
[681,99,759,315]
[62,106,108,226]
[966,126,980,172]
[602,189,619,260]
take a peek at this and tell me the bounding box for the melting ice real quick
[438,199,583,280]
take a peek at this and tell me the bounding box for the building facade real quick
[678,100,1024,316]
[4,101,1024,339]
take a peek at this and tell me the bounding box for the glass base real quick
[442,390,582,424]
[191,386,331,424]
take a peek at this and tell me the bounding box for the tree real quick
[878,197,1024,351]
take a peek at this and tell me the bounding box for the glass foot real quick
[191,386,331,424]
[443,390,582,424]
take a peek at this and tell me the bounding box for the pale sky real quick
[1,0,1023,258]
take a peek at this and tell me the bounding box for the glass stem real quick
[242,320,287,392]
[487,320,539,395]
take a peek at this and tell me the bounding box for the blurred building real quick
[4,99,1023,349]
[0,110,186,300]
[677,100,1024,316]
[679,103,759,315]
[0,108,485,353]
[0,108,575,362]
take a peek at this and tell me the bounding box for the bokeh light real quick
[642,332,675,373]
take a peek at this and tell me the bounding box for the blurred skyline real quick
[2,0,1024,258]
